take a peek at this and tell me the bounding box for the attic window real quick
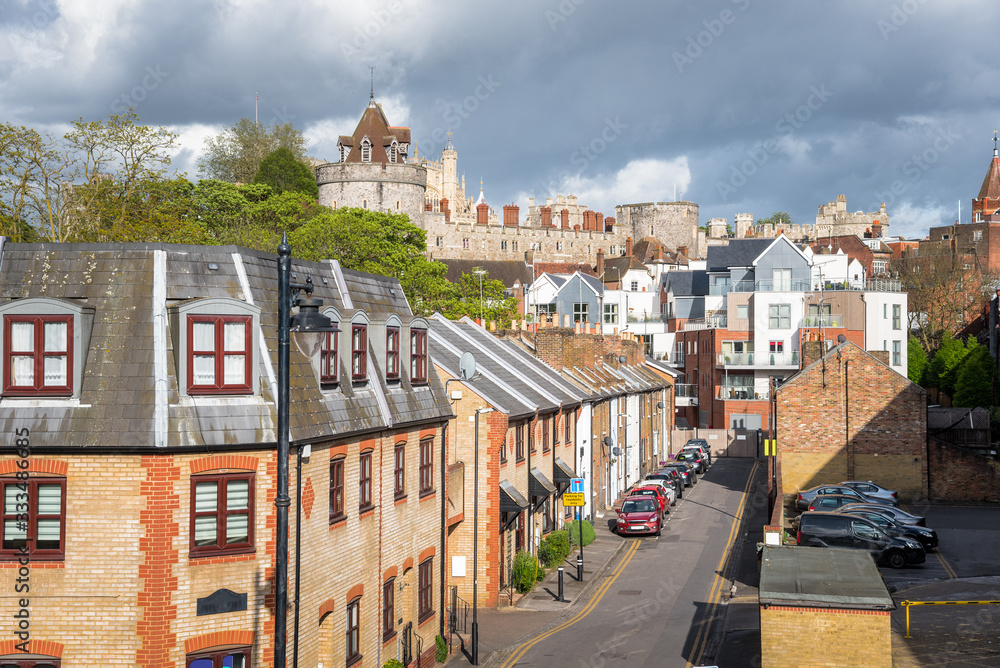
[320,325,338,388]
[410,328,428,385]
[386,326,400,380]
[388,142,397,163]
[352,323,368,382]
[361,138,372,163]
[3,315,73,396]
[188,316,252,395]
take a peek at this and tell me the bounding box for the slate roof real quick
[0,242,451,451]
[705,239,772,272]
[600,256,649,283]
[437,259,534,289]
[978,153,1000,201]
[665,270,709,296]
[338,100,410,164]
[533,262,596,280]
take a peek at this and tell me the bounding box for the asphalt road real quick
[501,457,764,668]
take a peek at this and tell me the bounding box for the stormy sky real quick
[2,0,998,240]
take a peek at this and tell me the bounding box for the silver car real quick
[839,481,899,506]
[795,484,894,511]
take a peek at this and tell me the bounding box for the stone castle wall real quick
[316,162,427,227]
[615,202,701,255]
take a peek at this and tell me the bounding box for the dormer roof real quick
[340,101,410,163]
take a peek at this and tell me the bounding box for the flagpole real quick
[255,92,258,125]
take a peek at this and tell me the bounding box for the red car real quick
[625,485,669,515]
[616,497,662,536]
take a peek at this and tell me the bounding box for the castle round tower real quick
[615,201,701,255]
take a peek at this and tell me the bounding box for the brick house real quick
[0,241,451,667]
[775,340,928,502]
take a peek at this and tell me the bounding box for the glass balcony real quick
[674,383,698,406]
[716,350,798,367]
[718,387,769,401]
[800,314,844,328]
[717,352,755,366]
[682,315,728,331]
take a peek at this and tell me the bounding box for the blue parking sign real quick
[570,478,584,494]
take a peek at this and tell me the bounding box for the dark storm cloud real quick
[2,0,999,238]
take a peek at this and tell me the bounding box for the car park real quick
[838,481,899,506]
[675,451,705,474]
[616,498,662,536]
[807,494,865,512]
[840,503,926,527]
[682,439,712,465]
[636,478,676,506]
[645,470,683,499]
[834,507,938,550]
[795,484,895,511]
[625,485,670,515]
[797,511,926,568]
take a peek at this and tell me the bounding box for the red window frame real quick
[516,424,525,462]
[359,451,373,510]
[346,597,361,664]
[385,326,400,380]
[186,648,251,668]
[1,477,66,561]
[500,435,507,464]
[419,438,434,495]
[769,340,784,353]
[187,315,252,395]
[320,326,338,387]
[189,473,254,557]
[515,512,525,551]
[352,324,368,381]
[410,329,428,384]
[330,458,345,523]
[394,443,406,499]
[3,314,73,397]
[383,579,396,641]
[418,557,434,622]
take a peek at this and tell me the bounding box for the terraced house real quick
[0,240,451,667]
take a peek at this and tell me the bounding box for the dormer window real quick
[189,315,252,395]
[4,315,72,396]
[352,323,368,382]
[361,138,372,163]
[320,330,338,387]
[410,328,427,385]
[386,326,400,380]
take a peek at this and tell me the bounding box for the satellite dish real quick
[603,436,614,448]
[459,352,477,380]
[613,447,621,457]
[618,355,627,364]
[836,334,847,344]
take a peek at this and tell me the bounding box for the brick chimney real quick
[596,213,604,230]
[604,216,615,232]
[440,197,450,222]
[678,245,689,257]
[801,341,826,368]
[476,201,489,225]
[503,204,519,227]
[872,220,882,238]
[597,248,605,277]
[540,206,552,227]
[583,209,595,230]
[561,208,570,229]
[425,201,433,212]
[626,237,633,256]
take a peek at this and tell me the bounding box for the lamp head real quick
[290,296,339,358]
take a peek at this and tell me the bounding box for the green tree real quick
[756,211,793,227]
[953,345,996,407]
[0,123,72,242]
[926,333,973,397]
[907,335,928,385]
[253,147,318,197]
[436,270,519,326]
[197,118,307,184]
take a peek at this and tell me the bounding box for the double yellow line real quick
[498,538,642,668]
[900,504,957,579]
[686,459,760,668]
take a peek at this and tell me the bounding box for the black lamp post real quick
[276,233,338,668]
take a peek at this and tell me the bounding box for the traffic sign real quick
[563,492,585,506]
[570,477,584,494]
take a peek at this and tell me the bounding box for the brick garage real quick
[759,545,894,668]
[777,341,928,501]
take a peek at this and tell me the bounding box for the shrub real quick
[566,519,596,547]
[545,530,571,566]
[383,660,405,668]
[511,550,539,593]
[435,635,448,663]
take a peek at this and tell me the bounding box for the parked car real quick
[797,511,926,568]
[645,470,683,500]
[662,462,696,487]
[840,503,926,527]
[683,439,712,465]
[795,484,895,511]
[838,481,899,506]
[635,478,677,506]
[625,485,670,515]
[834,507,938,550]
[675,451,705,474]
[807,494,865,512]
[616,497,662,536]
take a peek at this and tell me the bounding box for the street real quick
[499,457,765,668]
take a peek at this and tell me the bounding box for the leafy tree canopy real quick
[197,118,307,185]
[434,270,520,326]
[907,335,928,385]
[953,345,997,408]
[756,211,793,227]
[253,147,318,198]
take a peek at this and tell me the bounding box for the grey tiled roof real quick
[0,242,451,450]
[705,239,772,272]
[665,270,708,296]
[438,259,534,289]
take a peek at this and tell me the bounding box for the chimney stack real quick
[872,220,882,238]
[604,216,615,232]
[626,237,633,256]
[678,245,689,257]
[503,204,519,227]
[596,213,604,230]
[561,208,570,229]
[476,201,489,225]
[440,197,450,222]
[597,248,605,277]
[540,206,552,227]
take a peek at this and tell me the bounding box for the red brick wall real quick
[928,437,1000,502]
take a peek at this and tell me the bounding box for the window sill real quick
[189,545,255,559]
[0,553,65,563]
[359,505,376,519]
[382,630,397,645]
[346,653,363,668]
[330,515,346,528]
[418,609,435,626]
[419,489,436,502]
[394,494,408,506]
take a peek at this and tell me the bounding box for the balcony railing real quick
[682,315,728,331]
[732,278,904,293]
[800,314,844,328]
[675,383,698,398]
[670,351,685,365]
[717,352,755,366]
[709,284,731,296]
[626,313,668,323]
[718,387,770,401]
[717,350,799,367]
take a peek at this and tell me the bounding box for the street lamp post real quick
[472,267,487,325]
[276,234,338,668]
[472,405,494,665]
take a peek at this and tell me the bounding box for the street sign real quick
[570,477,584,494]
[563,492,585,506]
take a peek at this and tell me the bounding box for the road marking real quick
[934,547,957,579]
[498,538,642,668]
[686,459,760,668]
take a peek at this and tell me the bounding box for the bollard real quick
[557,567,565,601]
[577,553,583,582]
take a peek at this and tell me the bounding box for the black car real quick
[797,511,925,568]
[661,463,695,487]
[645,470,683,499]
[834,507,938,550]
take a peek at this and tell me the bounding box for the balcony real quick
[731,278,904,294]
[626,312,668,323]
[670,351,685,366]
[718,387,770,401]
[675,383,698,407]
[799,314,844,328]
[682,315,728,331]
[717,350,799,367]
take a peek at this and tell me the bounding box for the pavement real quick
[447,514,628,668]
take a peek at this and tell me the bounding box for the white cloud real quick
[890,200,952,239]
[166,122,225,178]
